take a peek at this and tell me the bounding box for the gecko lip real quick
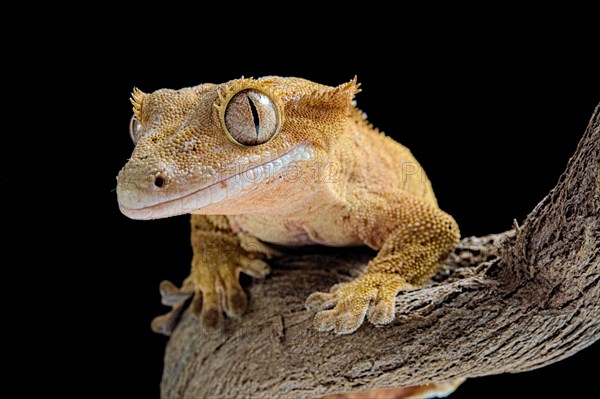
[118,145,314,220]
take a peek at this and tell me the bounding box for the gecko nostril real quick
[154,175,165,188]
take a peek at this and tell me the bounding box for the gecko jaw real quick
[118,145,314,220]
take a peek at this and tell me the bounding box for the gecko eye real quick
[129,115,142,144]
[224,90,280,146]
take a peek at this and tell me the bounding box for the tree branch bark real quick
[161,104,599,399]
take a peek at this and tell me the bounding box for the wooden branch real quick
[161,104,599,399]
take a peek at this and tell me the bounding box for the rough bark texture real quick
[162,105,599,399]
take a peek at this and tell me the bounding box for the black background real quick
[36,25,599,398]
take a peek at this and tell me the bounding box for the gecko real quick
[117,76,460,339]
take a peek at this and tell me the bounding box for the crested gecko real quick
[117,77,463,397]
[117,76,459,338]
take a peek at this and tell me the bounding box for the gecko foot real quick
[151,258,270,335]
[306,272,409,334]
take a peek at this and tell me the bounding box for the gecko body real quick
[117,77,459,339]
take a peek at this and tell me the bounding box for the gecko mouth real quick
[118,145,314,220]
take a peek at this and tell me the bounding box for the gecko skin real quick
[117,77,460,337]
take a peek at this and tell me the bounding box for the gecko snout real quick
[116,157,174,213]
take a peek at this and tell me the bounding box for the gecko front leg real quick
[151,215,272,335]
[306,194,460,334]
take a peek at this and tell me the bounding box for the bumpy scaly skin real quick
[187,216,271,327]
[150,215,280,335]
[307,194,459,333]
[117,76,460,338]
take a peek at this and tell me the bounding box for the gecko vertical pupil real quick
[223,89,279,146]
[247,97,260,138]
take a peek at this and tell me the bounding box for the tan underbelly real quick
[227,212,363,247]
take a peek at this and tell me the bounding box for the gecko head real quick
[117,76,360,220]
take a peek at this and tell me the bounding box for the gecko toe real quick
[305,292,338,311]
[223,286,248,318]
[189,290,222,331]
[151,313,174,336]
[367,298,396,325]
[367,277,407,325]
[240,259,271,278]
[334,308,368,334]
[151,302,185,336]
[313,309,338,331]
[159,280,193,306]
[196,289,222,330]
[201,306,221,331]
